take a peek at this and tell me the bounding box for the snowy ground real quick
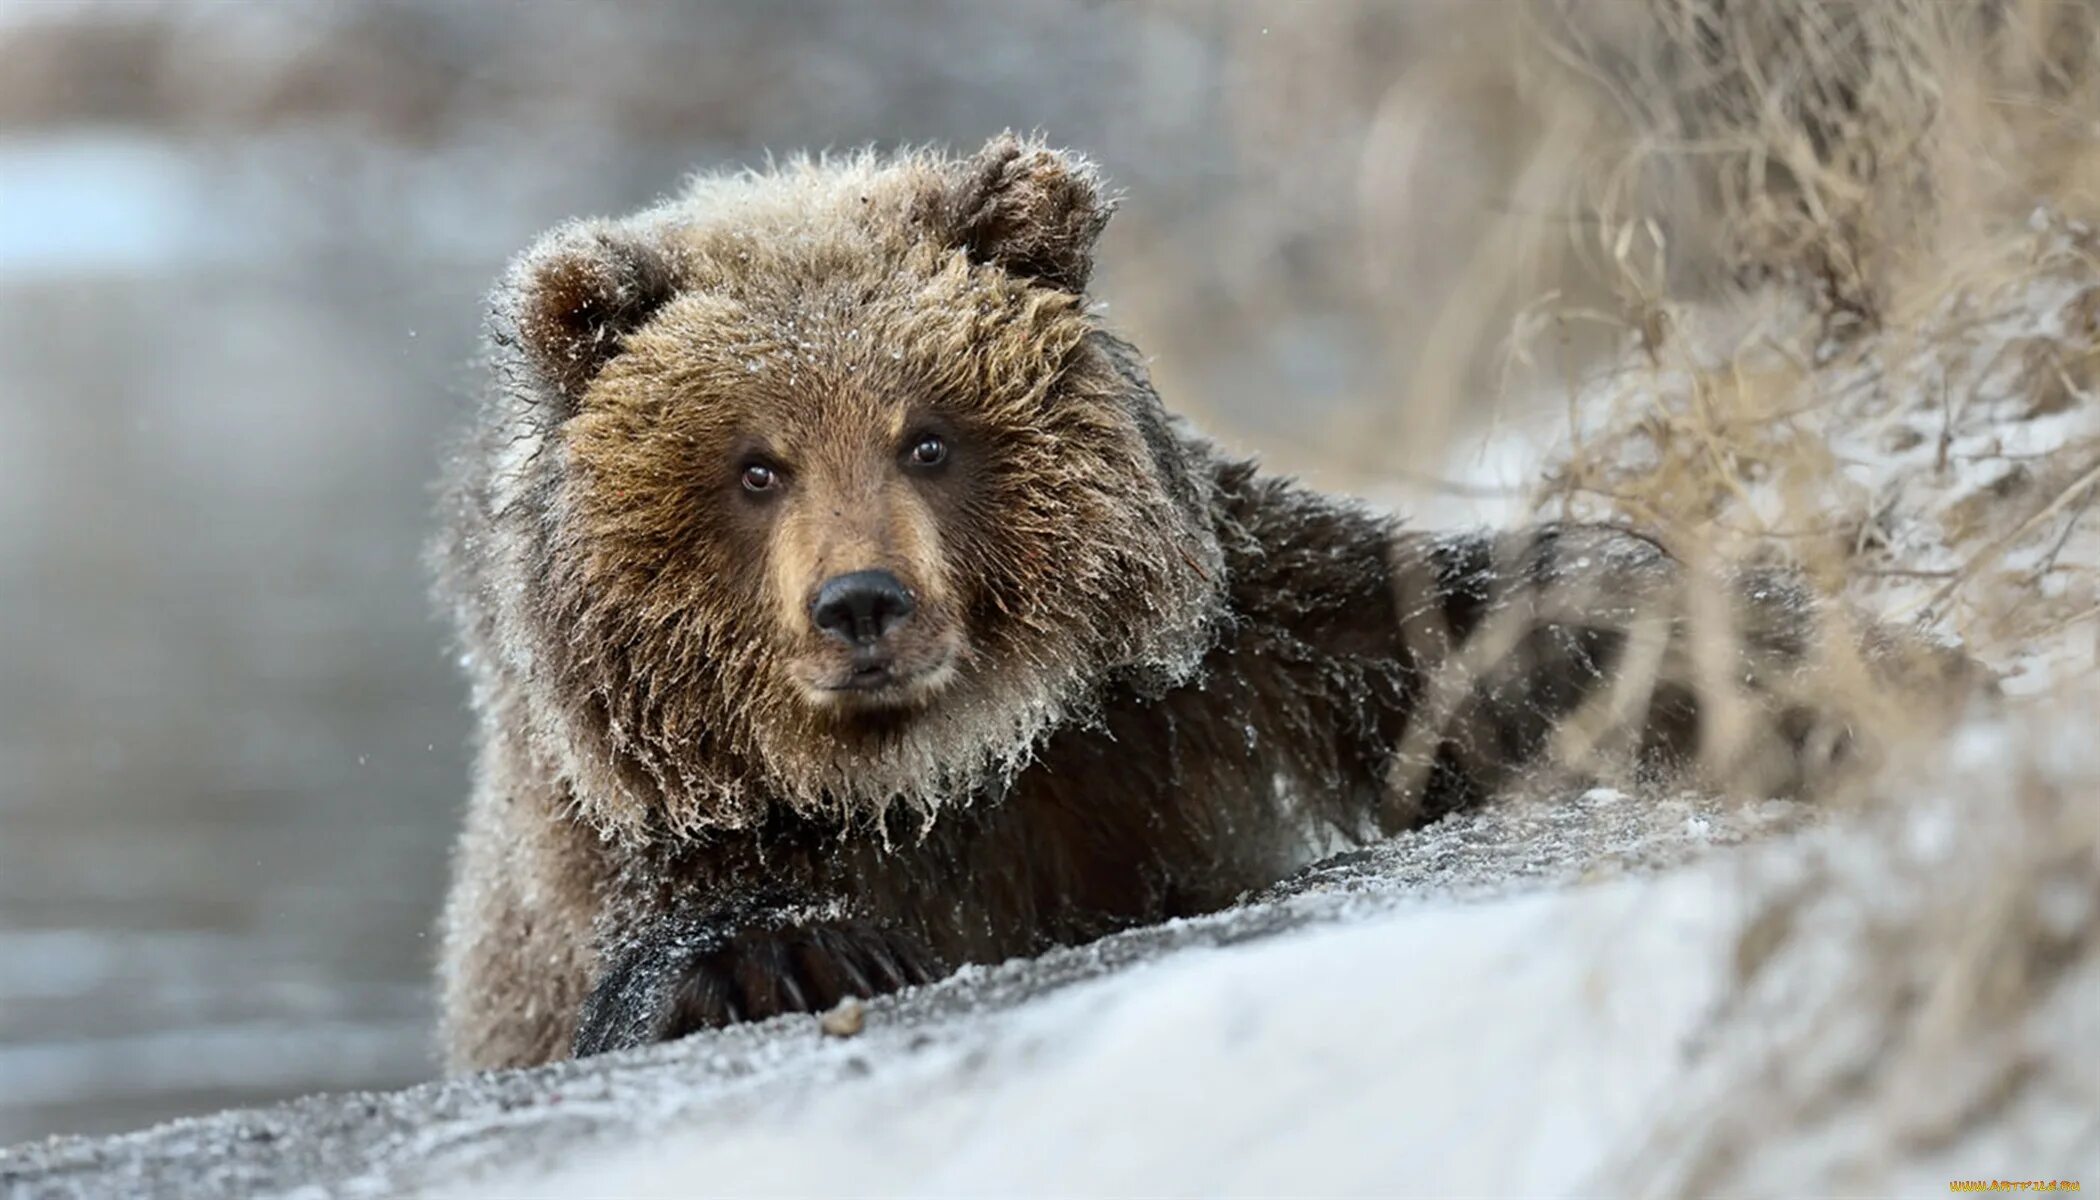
[7,735,2092,1199]
[0,786,1797,1199]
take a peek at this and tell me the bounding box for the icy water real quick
[0,136,518,1142]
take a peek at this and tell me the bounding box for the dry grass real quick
[1616,698,2100,1195]
[1523,0,2100,619]
[1491,2,2100,1185]
[1190,1,2100,1185]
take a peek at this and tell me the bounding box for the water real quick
[0,137,496,1142]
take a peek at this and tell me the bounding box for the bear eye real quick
[906,434,948,468]
[740,461,782,493]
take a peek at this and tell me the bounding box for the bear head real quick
[468,135,1226,837]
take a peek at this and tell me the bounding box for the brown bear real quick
[433,134,1916,1071]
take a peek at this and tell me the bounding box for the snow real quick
[11,721,2083,1198]
[464,871,1738,1199]
[0,785,1788,1199]
[469,707,2100,1200]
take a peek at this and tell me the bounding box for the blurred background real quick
[1,0,1596,1142]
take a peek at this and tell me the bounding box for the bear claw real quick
[573,920,939,1058]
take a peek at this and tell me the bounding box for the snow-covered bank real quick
[451,703,2098,1199]
[0,785,1782,1200]
[7,731,2090,1199]
[458,853,1743,1200]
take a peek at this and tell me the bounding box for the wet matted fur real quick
[434,135,1948,1070]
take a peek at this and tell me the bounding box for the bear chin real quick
[788,629,968,713]
[734,622,1231,831]
[760,656,1084,817]
[797,658,962,711]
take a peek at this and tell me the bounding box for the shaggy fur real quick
[434,135,1933,1070]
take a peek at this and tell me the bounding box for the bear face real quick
[470,137,1226,837]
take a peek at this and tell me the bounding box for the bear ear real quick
[921,134,1115,293]
[507,226,680,409]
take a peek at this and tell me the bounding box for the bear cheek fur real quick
[544,310,791,832]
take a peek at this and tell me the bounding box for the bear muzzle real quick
[797,569,960,706]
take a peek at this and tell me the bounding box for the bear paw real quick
[572,919,940,1058]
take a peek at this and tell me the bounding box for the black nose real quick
[810,570,916,645]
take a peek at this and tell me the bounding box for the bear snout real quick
[810,569,917,647]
